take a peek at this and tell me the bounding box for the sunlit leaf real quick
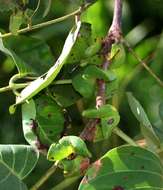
[47,136,91,161]
[0,145,39,190]
[79,146,163,190]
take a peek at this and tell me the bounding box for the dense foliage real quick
[0,0,163,190]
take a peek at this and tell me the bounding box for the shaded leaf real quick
[72,70,95,98]
[47,136,91,161]
[35,95,64,146]
[50,84,81,107]
[9,11,23,35]
[43,0,52,17]
[0,0,21,12]
[22,95,64,147]
[127,92,160,147]
[79,146,163,190]
[0,145,39,190]
[5,36,54,75]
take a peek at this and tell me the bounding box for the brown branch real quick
[81,0,123,141]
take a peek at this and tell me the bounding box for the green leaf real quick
[82,104,118,119]
[35,95,64,145]
[47,136,91,161]
[72,70,95,98]
[106,79,119,99]
[84,65,116,81]
[127,92,160,148]
[159,102,163,122]
[50,84,81,107]
[42,0,52,17]
[9,11,23,35]
[0,145,39,190]
[65,22,92,65]
[14,21,82,107]
[79,146,163,190]
[0,0,19,12]
[22,99,38,147]
[110,43,126,69]
[101,113,120,139]
[5,36,54,75]
[22,95,64,147]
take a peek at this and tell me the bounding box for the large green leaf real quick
[13,21,82,107]
[0,145,39,190]
[22,95,64,147]
[4,36,54,75]
[35,95,64,146]
[127,92,160,148]
[79,146,163,190]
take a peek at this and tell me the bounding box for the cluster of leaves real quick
[0,0,163,190]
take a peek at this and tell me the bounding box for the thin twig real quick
[0,8,81,38]
[30,161,59,190]
[51,176,81,190]
[122,39,163,88]
[113,127,138,146]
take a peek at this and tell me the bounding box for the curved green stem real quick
[51,176,81,190]
[30,161,59,190]
[0,8,82,38]
[113,127,138,146]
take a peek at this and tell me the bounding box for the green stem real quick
[30,161,59,190]
[113,127,137,146]
[53,79,72,85]
[51,176,81,190]
[122,39,163,88]
[0,85,12,93]
[0,8,82,38]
